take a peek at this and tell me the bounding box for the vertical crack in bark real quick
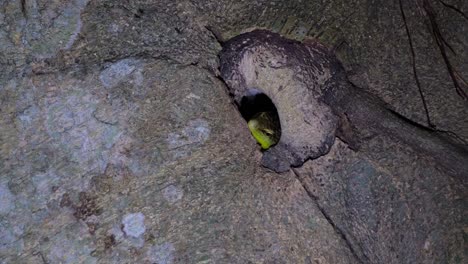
[398,0,435,128]
[437,0,468,21]
[397,0,468,144]
[422,0,468,100]
[20,0,27,18]
[291,168,369,264]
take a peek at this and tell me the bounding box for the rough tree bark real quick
[1,0,466,263]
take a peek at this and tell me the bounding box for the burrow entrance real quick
[238,90,282,149]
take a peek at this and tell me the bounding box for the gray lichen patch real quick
[220,30,340,172]
[99,58,142,88]
[46,223,97,264]
[0,221,24,257]
[162,185,184,204]
[0,183,15,215]
[147,242,175,264]
[24,0,89,59]
[166,119,211,148]
[122,212,146,238]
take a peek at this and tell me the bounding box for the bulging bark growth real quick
[220,30,468,183]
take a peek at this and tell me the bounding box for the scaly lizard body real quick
[247,111,281,149]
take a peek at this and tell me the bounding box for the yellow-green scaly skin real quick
[247,112,281,149]
[248,119,275,149]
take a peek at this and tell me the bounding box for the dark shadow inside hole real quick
[239,92,279,121]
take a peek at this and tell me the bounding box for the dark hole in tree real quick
[238,90,282,148]
[239,91,279,121]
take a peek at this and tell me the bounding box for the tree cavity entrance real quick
[239,89,282,150]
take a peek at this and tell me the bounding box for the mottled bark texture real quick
[1,0,467,263]
[221,30,468,181]
[220,30,467,263]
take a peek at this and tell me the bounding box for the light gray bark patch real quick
[122,212,146,238]
[147,242,175,264]
[46,224,97,264]
[162,185,183,204]
[99,59,140,88]
[167,118,211,148]
[0,184,15,215]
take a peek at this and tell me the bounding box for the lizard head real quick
[247,112,281,149]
